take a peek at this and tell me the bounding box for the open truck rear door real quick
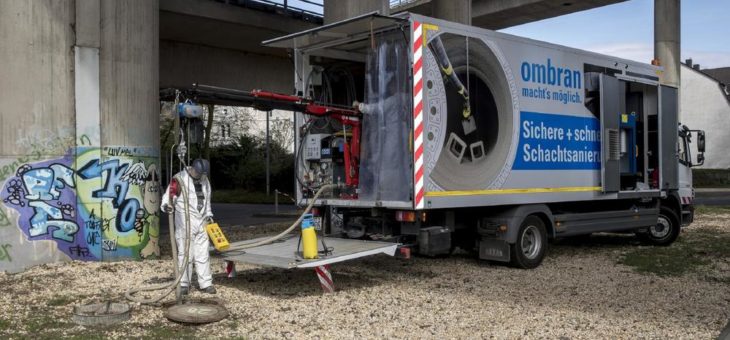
[213,13,407,275]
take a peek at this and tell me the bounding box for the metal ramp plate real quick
[217,236,398,269]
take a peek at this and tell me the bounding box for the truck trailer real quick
[253,12,706,269]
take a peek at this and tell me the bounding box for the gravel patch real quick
[0,214,728,339]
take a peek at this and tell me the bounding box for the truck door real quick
[660,86,679,190]
[599,74,624,193]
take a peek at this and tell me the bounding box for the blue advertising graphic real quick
[513,111,601,170]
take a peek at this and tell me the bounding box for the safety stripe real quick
[412,21,425,210]
[225,260,236,278]
[315,265,334,293]
[425,186,602,197]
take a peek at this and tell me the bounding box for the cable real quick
[125,173,193,305]
[226,184,338,251]
[294,120,313,190]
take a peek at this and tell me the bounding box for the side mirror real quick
[697,130,706,153]
[697,153,705,166]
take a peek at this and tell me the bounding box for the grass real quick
[0,318,9,331]
[25,314,74,336]
[212,189,295,205]
[46,295,75,307]
[620,228,730,277]
[693,168,730,188]
[140,324,199,340]
[695,205,730,215]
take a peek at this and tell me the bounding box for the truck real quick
[206,12,707,270]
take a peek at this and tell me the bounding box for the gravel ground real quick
[0,212,728,339]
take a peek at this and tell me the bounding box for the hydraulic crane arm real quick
[251,90,361,187]
[161,85,362,188]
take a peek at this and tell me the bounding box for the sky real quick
[500,0,730,69]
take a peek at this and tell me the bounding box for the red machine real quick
[250,90,361,188]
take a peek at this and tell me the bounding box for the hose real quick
[226,183,337,251]
[125,174,193,305]
[125,181,337,304]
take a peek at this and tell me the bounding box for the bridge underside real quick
[393,0,627,29]
[160,0,627,94]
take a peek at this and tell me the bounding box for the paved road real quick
[160,203,298,233]
[211,203,298,226]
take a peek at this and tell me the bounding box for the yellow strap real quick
[425,186,601,197]
[421,23,440,47]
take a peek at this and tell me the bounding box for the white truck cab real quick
[678,125,706,225]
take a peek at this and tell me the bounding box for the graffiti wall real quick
[0,144,160,272]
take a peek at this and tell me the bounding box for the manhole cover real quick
[72,301,131,326]
[164,299,228,324]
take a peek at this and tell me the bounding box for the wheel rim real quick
[521,225,542,260]
[650,215,672,239]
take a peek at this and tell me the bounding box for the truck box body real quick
[265,13,678,211]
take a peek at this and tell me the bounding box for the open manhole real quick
[72,301,131,326]
[163,298,229,324]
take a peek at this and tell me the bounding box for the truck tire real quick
[640,206,680,246]
[510,216,547,269]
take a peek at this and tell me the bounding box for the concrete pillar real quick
[0,0,160,273]
[324,0,389,24]
[433,0,472,25]
[654,0,680,88]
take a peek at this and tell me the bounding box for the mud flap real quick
[478,238,510,262]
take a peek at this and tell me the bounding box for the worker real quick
[161,158,216,295]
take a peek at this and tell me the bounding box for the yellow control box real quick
[205,222,230,251]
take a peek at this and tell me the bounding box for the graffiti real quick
[85,209,102,230]
[102,238,117,252]
[0,244,11,262]
[3,179,24,207]
[22,164,75,200]
[2,162,82,243]
[78,134,92,146]
[15,130,74,158]
[28,201,79,242]
[0,151,42,182]
[59,203,75,217]
[1,145,160,269]
[102,218,113,232]
[87,231,100,246]
[69,245,91,257]
[121,162,148,186]
[78,159,140,233]
[0,208,10,227]
[104,146,135,157]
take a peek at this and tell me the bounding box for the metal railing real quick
[390,0,421,9]
[217,0,324,17]
[274,189,298,214]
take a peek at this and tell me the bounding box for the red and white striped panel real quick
[225,260,236,278]
[315,265,334,293]
[681,196,693,205]
[412,21,425,210]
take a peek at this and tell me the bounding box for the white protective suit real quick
[161,169,214,290]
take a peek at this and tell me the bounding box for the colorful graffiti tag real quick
[0,146,160,263]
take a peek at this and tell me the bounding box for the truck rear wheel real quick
[640,206,680,246]
[510,216,547,269]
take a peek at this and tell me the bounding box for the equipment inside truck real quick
[585,67,664,192]
[267,14,413,204]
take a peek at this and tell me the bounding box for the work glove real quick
[161,203,173,213]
